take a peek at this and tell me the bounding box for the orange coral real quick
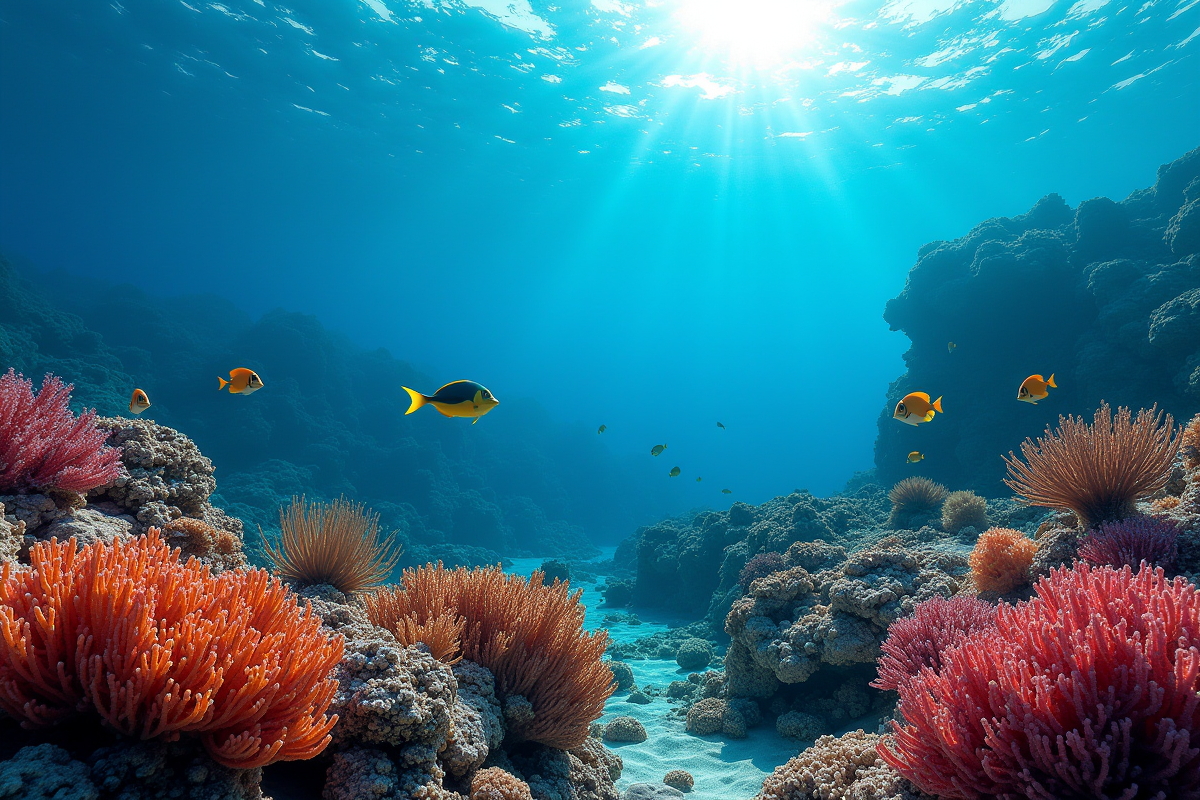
[365,562,613,749]
[0,529,343,768]
[969,527,1036,594]
[470,767,534,800]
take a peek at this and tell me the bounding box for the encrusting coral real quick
[967,527,1036,594]
[881,562,1200,799]
[0,529,343,769]
[887,477,947,528]
[939,490,988,534]
[1004,402,1179,528]
[470,767,534,800]
[870,595,996,693]
[663,770,694,792]
[758,730,931,800]
[1077,515,1180,570]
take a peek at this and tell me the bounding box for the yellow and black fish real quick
[598,424,606,434]
[129,388,151,415]
[1017,374,1056,404]
[893,392,942,426]
[403,380,499,424]
[696,476,702,482]
[669,466,681,477]
[219,368,264,395]
[651,444,666,457]
[907,451,924,463]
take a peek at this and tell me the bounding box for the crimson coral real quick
[0,530,343,769]
[870,595,996,693]
[0,369,123,494]
[879,562,1200,800]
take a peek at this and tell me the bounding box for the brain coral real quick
[968,527,1036,594]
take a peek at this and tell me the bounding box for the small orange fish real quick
[893,392,943,426]
[1017,373,1056,404]
[219,368,264,395]
[129,388,151,415]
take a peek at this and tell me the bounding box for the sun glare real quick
[674,0,835,67]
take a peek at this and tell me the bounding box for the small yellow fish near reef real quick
[893,392,943,426]
[669,466,681,477]
[219,368,264,395]
[1017,374,1056,404]
[651,444,666,457]
[721,488,732,495]
[696,476,702,482]
[129,388,151,415]
[598,424,606,434]
[948,342,956,353]
[907,451,924,463]
[403,380,499,423]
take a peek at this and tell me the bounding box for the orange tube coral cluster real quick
[0,530,343,768]
[365,562,613,749]
[968,527,1036,594]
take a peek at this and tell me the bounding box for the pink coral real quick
[879,562,1200,799]
[0,370,123,494]
[1077,515,1179,570]
[870,595,996,693]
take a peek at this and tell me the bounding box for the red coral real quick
[0,530,343,768]
[870,595,996,692]
[0,369,123,494]
[879,562,1200,800]
[1078,515,1180,571]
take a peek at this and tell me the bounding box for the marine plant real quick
[262,495,403,595]
[738,550,785,591]
[1077,515,1180,571]
[870,595,996,693]
[1003,402,1179,528]
[0,369,123,495]
[968,527,1036,594]
[0,529,343,768]
[364,562,613,749]
[879,562,1200,799]
[887,476,947,527]
[940,489,988,533]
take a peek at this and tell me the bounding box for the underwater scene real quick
[1,0,1200,797]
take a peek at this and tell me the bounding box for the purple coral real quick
[870,594,996,692]
[738,551,784,591]
[1077,515,1180,570]
[0,369,123,494]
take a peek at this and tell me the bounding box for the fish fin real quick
[924,411,935,422]
[913,391,931,402]
[1047,374,1056,388]
[932,396,943,413]
[402,386,429,415]
[472,417,480,424]
[218,377,228,391]
[474,390,483,404]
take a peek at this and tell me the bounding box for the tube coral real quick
[364,562,613,749]
[0,369,123,494]
[879,562,1200,800]
[0,530,343,768]
[263,495,403,595]
[870,595,996,693]
[1003,402,1179,528]
[1077,515,1180,570]
[968,527,1036,594]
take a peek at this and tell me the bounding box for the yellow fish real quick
[651,444,666,457]
[696,477,702,482]
[598,424,606,434]
[893,392,943,426]
[717,422,725,429]
[1017,374,1056,404]
[219,368,264,395]
[907,451,924,463]
[721,488,732,494]
[129,388,151,415]
[403,381,498,423]
[948,342,956,353]
[669,466,681,477]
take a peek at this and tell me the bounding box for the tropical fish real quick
[129,388,151,415]
[1017,374,1056,404]
[219,368,264,395]
[403,380,499,423]
[717,422,725,429]
[651,444,666,456]
[598,424,606,434]
[696,477,702,482]
[948,342,956,353]
[669,466,681,477]
[907,451,924,463]
[893,392,943,426]
[721,488,732,494]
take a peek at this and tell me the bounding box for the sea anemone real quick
[968,527,1036,594]
[1077,515,1180,570]
[879,562,1200,800]
[940,490,988,533]
[1004,402,1179,528]
[738,551,785,591]
[887,477,948,527]
[870,595,997,693]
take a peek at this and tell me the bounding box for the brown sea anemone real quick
[888,477,948,527]
[940,490,989,533]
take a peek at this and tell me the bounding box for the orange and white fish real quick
[129,388,151,415]
[893,392,943,426]
[219,368,264,395]
[1017,374,1056,404]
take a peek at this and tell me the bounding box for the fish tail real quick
[218,376,228,391]
[402,386,429,415]
[932,396,943,413]
[1047,374,1056,388]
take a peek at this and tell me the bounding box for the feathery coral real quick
[1078,515,1180,570]
[870,595,996,692]
[1004,402,1179,527]
[0,369,123,494]
[0,529,343,768]
[967,527,1035,594]
[263,495,402,595]
[940,490,988,533]
[365,562,613,749]
[888,477,947,526]
[880,562,1200,799]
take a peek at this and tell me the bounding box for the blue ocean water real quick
[1,0,1197,505]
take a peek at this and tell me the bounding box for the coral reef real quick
[738,551,785,591]
[471,767,534,800]
[774,711,826,741]
[684,698,745,738]
[607,661,634,692]
[870,595,996,692]
[968,527,1036,595]
[1077,514,1180,570]
[673,639,714,671]
[939,490,987,534]
[886,478,947,529]
[758,731,931,800]
[662,771,693,793]
[601,717,647,743]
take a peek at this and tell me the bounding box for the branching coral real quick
[888,477,947,527]
[1004,402,1179,527]
[263,495,402,595]
[364,562,613,749]
[361,566,466,663]
[870,595,997,692]
[0,369,123,494]
[738,551,785,591]
[940,490,988,533]
[1077,515,1180,570]
[880,562,1200,800]
[0,529,343,768]
[968,527,1036,594]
